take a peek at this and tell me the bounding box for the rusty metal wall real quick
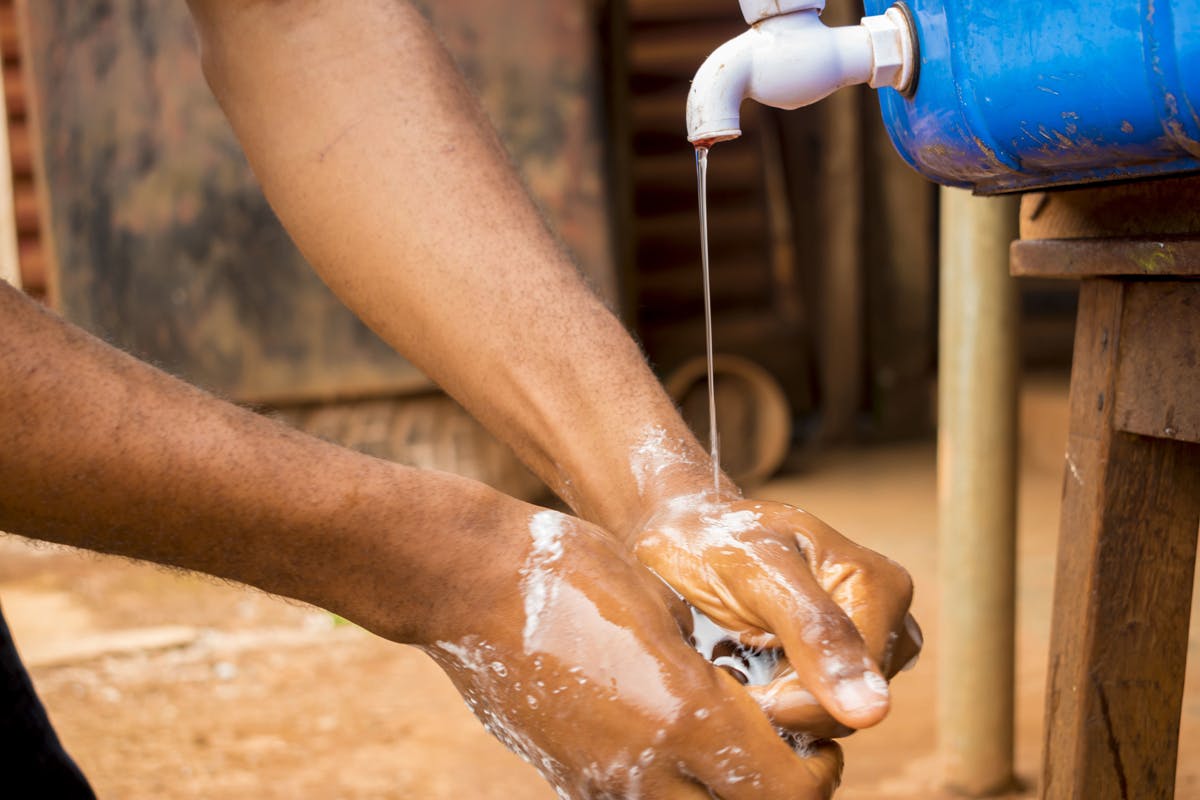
[20,0,613,404]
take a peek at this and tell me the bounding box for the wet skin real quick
[631,490,922,738]
[186,0,922,748]
[4,0,927,793]
[426,509,843,799]
[0,282,840,799]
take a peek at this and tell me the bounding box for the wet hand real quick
[629,494,921,736]
[424,505,843,800]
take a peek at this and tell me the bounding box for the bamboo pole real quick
[812,0,863,444]
[937,187,1020,795]
[0,50,18,289]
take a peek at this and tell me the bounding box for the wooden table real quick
[1011,175,1200,799]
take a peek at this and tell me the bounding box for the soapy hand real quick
[424,505,843,800]
[629,494,921,737]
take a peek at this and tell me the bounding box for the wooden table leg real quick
[1041,279,1200,799]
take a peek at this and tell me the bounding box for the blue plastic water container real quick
[862,0,1200,193]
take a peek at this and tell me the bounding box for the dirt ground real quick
[2,374,1198,799]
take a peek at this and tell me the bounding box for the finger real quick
[794,739,844,798]
[835,574,912,662]
[746,672,855,738]
[636,563,696,639]
[790,512,915,667]
[742,559,891,729]
[650,775,719,800]
[686,728,844,800]
[884,613,923,678]
[683,675,844,800]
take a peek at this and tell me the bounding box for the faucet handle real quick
[738,0,825,26]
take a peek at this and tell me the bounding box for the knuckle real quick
[859,553,915,605]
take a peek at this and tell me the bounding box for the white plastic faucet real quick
[687,0,917,144]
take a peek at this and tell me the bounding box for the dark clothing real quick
[0,602,96,798]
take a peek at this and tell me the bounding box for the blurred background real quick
[0,1,1194,798]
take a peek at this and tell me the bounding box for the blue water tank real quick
[863,0,1200,193]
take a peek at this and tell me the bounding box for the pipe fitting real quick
[862,6,916,92]
[686,10,872,144]
[686,3,918,144]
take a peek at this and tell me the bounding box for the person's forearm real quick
[185,0,728,537]
[0,282,512,644]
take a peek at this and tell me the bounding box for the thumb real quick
[747,668,856,738]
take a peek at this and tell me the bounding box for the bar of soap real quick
[688,605,780,686]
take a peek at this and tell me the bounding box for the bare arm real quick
[183,0,708,537]
[185,0,919,733]
[0,279,501,642]
[0,280,841,799]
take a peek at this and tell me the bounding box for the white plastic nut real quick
[862,6,915,92]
